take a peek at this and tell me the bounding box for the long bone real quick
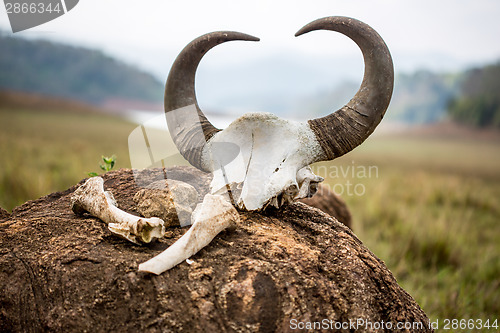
[71,177,165,244]
[138,194,239,274]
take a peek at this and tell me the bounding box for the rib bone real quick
[71,177,165,244]
[138,194,239,274]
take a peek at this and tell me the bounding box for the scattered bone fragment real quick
[71,177,165,244]
[138,194,239,274]
[133,179,199,227]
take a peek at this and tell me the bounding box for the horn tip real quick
[246,35,260,42]
[232,32,260,42]
[294,28,308,37]
[295,16,353,37]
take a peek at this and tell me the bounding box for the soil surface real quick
[299,183,352,229]
[0,167,432,332]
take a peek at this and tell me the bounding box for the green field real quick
[0,105,137,209]
[1,104,499,329]
[314,131,500,326]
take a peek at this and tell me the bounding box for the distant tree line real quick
[447,63,500,128]
[296,62,500,129]
[390,71,459,124]
[294,70,460,125]
[0,31,163,105]
[1,30,499,128]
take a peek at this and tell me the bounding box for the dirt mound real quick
[299,183,352,229]
[0,167,431,332]
[0,207,10,219]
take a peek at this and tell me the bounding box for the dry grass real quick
[0,106,136,209]
[313,132,500,325]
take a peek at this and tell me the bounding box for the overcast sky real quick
[2,0,500,78]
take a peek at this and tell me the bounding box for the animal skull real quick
[164,17,393,211]
[205,112,324,210]
[143,16,394,274]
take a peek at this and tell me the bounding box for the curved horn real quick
[296,17,394,161]
[165,32,260,171]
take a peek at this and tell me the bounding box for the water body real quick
[125,109,234,130]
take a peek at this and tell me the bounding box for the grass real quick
[0,106,137,209]
[1,100,499,330]
[313,132,500,327]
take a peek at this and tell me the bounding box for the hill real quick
[293,70,459,124]
[0,32,163,107]
[390,71,459,123]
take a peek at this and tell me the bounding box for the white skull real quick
[204,112,324,210]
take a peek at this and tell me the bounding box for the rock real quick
[299,183,352,229]
[133,179,199,227]
[0,167,432,332]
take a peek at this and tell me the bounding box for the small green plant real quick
[88,155,116,177]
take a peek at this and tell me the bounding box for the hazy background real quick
[1,0,500,120]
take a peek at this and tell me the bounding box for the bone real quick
[165,19,393,212]
[71,177,165,244]
[138,194,239,274]
[296,166,324,199]
[205,112,324,210]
